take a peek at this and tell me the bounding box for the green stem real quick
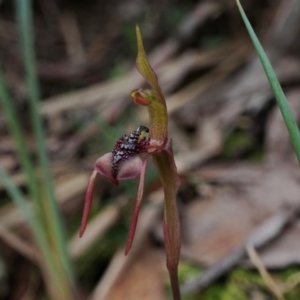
[146,97,168,144]
[153,150,181,300]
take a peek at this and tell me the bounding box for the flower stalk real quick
[80,25,181,300]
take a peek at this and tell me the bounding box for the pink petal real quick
[79,170,98,237]
[94,153,119,186]
[125,156,149,255]
[117,156,143,180]
[94,153,143,185]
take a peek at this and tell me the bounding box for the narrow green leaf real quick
[0,165,58,287]
[14,0,73,284]
[0,66,39,203]
[236,0,300,164]
[0,36,73,300]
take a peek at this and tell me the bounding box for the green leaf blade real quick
[14,0,75,294]
[236,0,300,164]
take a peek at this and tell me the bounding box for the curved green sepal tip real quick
[135,25,165,105]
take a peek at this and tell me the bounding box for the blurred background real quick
[1,0,300,299]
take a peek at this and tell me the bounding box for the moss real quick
[178,267,300,300]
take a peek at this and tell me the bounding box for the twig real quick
[247,244,285,300]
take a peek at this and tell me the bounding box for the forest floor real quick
[1,0,300,299]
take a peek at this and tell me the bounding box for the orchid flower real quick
[79,26,181,300]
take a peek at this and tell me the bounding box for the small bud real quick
[131,89,152,106]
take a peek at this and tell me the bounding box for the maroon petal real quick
[79,170,98,237]
[125,156,149,255]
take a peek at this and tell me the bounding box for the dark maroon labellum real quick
[111,126,149,178]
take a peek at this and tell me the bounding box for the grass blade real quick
[14,0,74,291]
[0,165,58,288]
[0,66,38,202]
[236,0,300,164]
